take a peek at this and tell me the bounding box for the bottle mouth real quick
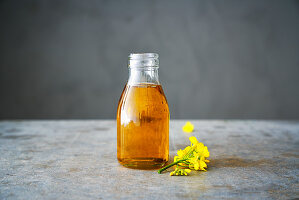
[128,53,159,68]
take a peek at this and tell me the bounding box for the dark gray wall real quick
[0,0,299,119]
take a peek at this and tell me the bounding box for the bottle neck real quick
[128,67,160,86]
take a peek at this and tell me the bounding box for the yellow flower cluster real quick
[174,136,210,171]
[158,136,210,176]
[182,121,194,133]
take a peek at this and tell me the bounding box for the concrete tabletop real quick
[0,120,298,199]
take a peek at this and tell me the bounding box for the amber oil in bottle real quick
[117,53,169,169]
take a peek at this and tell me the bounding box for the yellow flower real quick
[189,157,208,171]
[176,146,191,161]
[177,150,184,158]
[182,121,194,133]
[189,136,198,145]
[170,168,192,176]
[158,136,210,175]
[194,144,209,159]
[194,161,200,170]
[202,146,210,158]
[199,157,207,171]
[188,156,199,169]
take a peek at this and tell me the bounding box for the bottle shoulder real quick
[117,83,169,109]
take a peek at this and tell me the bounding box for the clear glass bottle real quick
[117,53,169,169]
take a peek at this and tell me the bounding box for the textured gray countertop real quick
[0,120,298,199]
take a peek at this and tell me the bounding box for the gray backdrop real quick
[0,0,299,119]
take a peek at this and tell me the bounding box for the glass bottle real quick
[117,53,169,169]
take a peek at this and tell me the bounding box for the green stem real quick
[157,159,187,174]
[181,161,190,165]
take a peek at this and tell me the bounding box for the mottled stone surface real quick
[0,120,298,199]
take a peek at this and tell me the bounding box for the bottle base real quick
[118,157,168,169]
